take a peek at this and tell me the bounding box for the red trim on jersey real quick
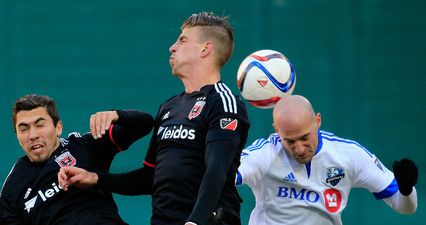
[108,124,122,151]
[144,160,156,168]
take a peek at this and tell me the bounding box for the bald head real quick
[273,95,316,132]
[273,95,321,164]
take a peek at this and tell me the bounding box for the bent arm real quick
[382,187,417,214]
[97,165,154,195]
[109,110,154,150]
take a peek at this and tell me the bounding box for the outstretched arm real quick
[58,165,154,195]
[383,158,418,214]
[383,187,417,214]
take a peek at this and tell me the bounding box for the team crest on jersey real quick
[323,188,342,213]
[326,167,345,186]
[55,151,76,167]
[220,118,238,131]
[188,100,206,120]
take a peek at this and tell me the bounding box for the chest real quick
[266,151,352,194]
[156,96,209,145]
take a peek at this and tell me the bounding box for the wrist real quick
[399,186,413,196]
[91,172,99,185]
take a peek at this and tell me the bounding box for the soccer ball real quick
[237,49,296,109]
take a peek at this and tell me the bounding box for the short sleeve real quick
[237,139,277,188]
[205,84,249,145]
[351,148,396,198]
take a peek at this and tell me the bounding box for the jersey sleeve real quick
[187,84,250,225]
[105,109,154,151]
[351,147,397,199]
[78,109,154,156]
[0,162,23,225]
[143,105,164,168]
[205,85,249,145]
[0,197,22,225]
[237,138,276,187]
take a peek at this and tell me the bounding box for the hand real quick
[57,167,98,191]
[90,111,119,139]
[392,158,418,196]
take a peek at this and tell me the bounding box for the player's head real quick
[12,94,63,163]
[169,12,234,76]
[273,95,321,164]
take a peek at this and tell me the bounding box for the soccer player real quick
[0,94,154,225]
[236,95,418,225]
[58,12,250,225]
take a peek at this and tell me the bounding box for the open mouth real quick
[30,144,44,152]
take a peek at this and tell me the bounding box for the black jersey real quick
[0,110,153,225]
[144,82,250,225]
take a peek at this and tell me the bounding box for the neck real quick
[181,70,221,93]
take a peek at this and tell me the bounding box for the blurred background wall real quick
[1,0,425,224]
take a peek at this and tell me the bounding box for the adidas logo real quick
[283,172,297,182]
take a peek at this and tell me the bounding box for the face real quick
[15,107,62,163]
[275,113,321,164]
[169,26,204,77]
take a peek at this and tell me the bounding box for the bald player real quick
[236,95,418,225]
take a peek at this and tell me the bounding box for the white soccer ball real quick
[237,49,296,109]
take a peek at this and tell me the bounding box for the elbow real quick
[399,206,417,215]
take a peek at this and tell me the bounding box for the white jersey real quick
[237,130,397,225]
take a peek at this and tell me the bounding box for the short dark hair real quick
[12,94,61,132]
[182,12,234,68]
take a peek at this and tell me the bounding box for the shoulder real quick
[0,158,28,197]
[204,82,247,115]
[241,133,281,159]
[319,130,373,157]
[61,132,93,146]
[159,94,181,108]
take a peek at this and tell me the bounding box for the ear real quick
[200,42,213,58]
[315,113,322,129]
[272,123,278,133]
[56,120,63,137]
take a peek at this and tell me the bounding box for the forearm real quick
[383,187,417,214]
[187,139,239,224]
[111,110,154,149]
[97,167,154,195]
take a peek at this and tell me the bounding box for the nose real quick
[28,127,39,140]
[293,142,305,155]
[169,42,177,53]
[169,41,178,53]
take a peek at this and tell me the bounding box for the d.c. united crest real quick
[188,100,206,120]
[55,151,76,167]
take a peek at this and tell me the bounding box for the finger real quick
[95,112,103,139]
[100,112,110,136]
[57,168,67,188]
[90,114,97,139]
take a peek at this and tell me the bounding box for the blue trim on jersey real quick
[244,138,269,152]
[305,162,311,178]
[319,130,373,157]
[314,131,323,156]
[268,133,281,145]
[373,178,398,199]
[236,171,243,185]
